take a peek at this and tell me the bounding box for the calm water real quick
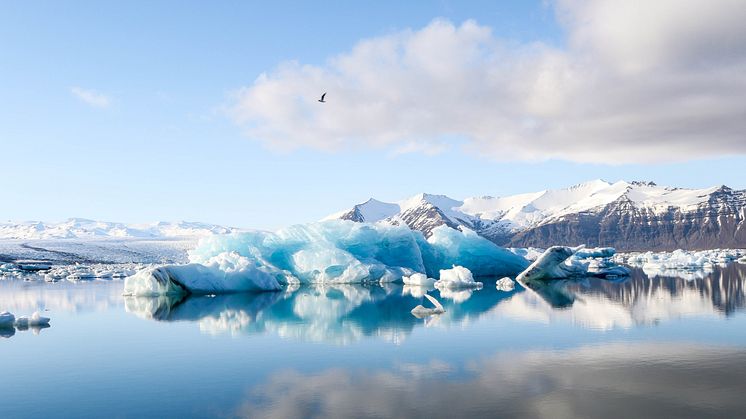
[2,265,746,418]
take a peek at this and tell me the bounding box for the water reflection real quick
[233,343,746,419]
[125,284,518,344]
[123,264,746,341]
[0,279,123,313]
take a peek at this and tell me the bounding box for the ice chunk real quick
[402,273,436,287]
[126,221,530,296]
[410,294,445,318]
[496,277,515,292]
[573,247,616,259]
[516,245,630,282]
[434,266,483,290]
[14,311,50,328]
[516,246,583,282]
[124,254,284,296]
[620,249,744,276]
[0,311,15,328]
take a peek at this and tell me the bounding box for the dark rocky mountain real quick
[326,181,746,251]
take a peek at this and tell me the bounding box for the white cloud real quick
[230,0,746,164]
[70,86,111,108]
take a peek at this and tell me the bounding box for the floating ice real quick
[516,246,629,283]
[126,221,529,296]
[14,311,50,328]
[573,247,616,259]
[619,249,745,278]
[402,273,436,287]
[434,266,483,290]
[411,294,445,318]
[0,311,15,328]
[124,252,284,296]
[496,277,515,292]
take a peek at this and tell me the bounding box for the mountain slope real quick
[326,181,746,251]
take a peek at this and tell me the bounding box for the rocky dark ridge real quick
[507,187,746,251]
[329,182,746,251]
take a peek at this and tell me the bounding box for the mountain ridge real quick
[326,180,746,251]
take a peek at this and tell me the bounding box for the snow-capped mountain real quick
[0,218,239,240]
[325,180,746,251]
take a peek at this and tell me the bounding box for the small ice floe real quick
[402,273,436,287]
[0,311,16,328]
[411,294,445,318]
[434,266,483,290]
[16,260,53,272]
[622,249,744,273]
[14,311,51,328]
[495,277,515,292]
[67,266,96,281]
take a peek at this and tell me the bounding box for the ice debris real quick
[434,265,483,290]
[517,246,630,283]
[411,294,445,318]
[619,249,744,274]
[0,311,51,332]
[0,311,15,328]
[402,273,436,287]
[14,311,51,328]
[125,221,528,296]
[495,277,515,292]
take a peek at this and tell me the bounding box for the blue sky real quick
[2,0,745,229]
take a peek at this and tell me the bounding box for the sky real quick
[2,0,745,229]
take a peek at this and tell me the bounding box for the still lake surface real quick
[2,264,746,418]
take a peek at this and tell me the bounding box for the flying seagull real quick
[318,92,326,103]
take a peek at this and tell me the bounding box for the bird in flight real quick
[318,92,326,103]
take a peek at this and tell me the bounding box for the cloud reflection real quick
[233,343,746,419]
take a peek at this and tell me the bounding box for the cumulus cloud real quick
[70,86,111,108]
[230,0,746,163]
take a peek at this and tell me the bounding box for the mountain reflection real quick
[124,264,746,341]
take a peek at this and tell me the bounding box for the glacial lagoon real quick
[2,264,746,418]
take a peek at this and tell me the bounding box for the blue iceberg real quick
[125,220,529,296]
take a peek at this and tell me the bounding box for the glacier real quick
[124,220,530,296]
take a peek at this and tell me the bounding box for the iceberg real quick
[124,252,284,296]
[516,246,630,283]
[434,266,483,290]
[125,221,529,296]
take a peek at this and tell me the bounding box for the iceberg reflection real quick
[125,282,518,344]
[502,264,746,330]
[124,264,746,340]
